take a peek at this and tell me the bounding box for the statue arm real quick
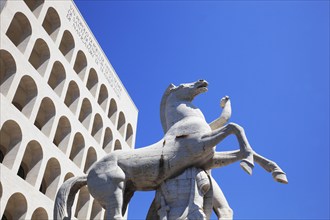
[209,96,232,130]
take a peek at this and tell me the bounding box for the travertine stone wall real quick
[0,1,138,219]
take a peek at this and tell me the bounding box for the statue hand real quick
[220,96,230,108]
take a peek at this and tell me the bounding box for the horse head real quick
[167,79,209,102]
[160,80,209,133]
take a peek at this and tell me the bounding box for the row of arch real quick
[1,190,105,220]
[2,192,48,220]
[0,120,109,199]
[4,7,134,141]
[0,50,134,147]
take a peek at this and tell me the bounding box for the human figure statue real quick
[54,80,287,220]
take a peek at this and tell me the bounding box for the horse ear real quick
[168,83,175,90]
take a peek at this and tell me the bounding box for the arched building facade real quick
[0,1,138,219]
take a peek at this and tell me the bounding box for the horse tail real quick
[54,175,88,220]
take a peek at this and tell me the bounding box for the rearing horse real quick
[54,80,285,220]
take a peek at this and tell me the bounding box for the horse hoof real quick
[240,160,254,175]
[273,172,288,184]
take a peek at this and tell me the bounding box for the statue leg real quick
[211,177,233,220]
[201,123,254,174]
[253,152,288,184]
[104,181,125,220]
[204,151,288,184]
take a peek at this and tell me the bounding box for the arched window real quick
[31,207,48,220]
[84,147,97,173]
[117,112,126,137]
[12,75,38,118]
[97,84,108,111]
[73,50,87,80]
[6,12,32,52]
[42,7,61,41]
[24,0,44,17]
[18,140,43,186]
[64,172,74,182]
[74,186,90,219]
[34,97,56,137]
[125,123,134,147]
[0,120,22,169]
[70,133,85,168]
[91,114,103,143]
[28,38,50,75]
[39,157,61,199]
[59,30,75,62]
[108,99,117,125]
[0,50,16,95]
[114,140,122,151]
[78,98,92,130]
[102,128,113,153]
[90,200,103,220]
[2,193,27,220]
[86,68,98,97]
[64,81,80,114]
[53,116,71,154]
[48,61,66,96]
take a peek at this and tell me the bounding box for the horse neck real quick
[165,98,205,129]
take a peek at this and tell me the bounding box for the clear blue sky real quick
[75,1,329,219]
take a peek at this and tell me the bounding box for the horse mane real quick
[160,83,175,133]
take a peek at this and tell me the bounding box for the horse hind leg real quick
[90,165,126,220]
[104,181,125,220]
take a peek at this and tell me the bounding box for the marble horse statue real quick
[147,84,288,220]
[54,80,287,220]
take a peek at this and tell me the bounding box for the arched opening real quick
[18,140,43,186]
[28,38,50,75]
[0,50,16,95]
[108,99,117,125]
[102,127,113,153]
[6,12,32,52]
[86,68,98,97]
[64,81,80,114]
[90,199,103,220]
[17,163,27,180]
[125,123,134,147]
[34,97,56,137]
[48,61,66,96]
[0,120,22,169]
[97,84,108,111]
[0,181,2,198]
[24,0,44,17]
[114,140,122,151]
[117,112,126,137]
[31,207,48,220]
[74,186,90,219]
[53,116,71,154]
[2,193,27,220]
[78,98,92,130]
[59,30,75,62]
[69,133,85,168]
[12,75,38,118]
[42,7,61,41]
[91,114,103,143]
[39,157,61,199]
[73,50,87,80]
[84,147,97,173]
[64,172,74,182]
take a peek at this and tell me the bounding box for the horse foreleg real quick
[204,151,288,184]
[201,123,254,174]
[253,152,288,184]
